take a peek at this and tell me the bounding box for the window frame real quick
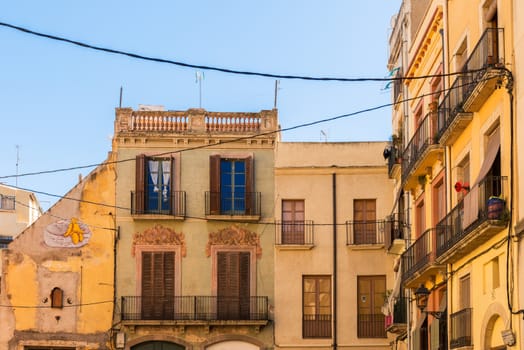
[281,199,305,244]
[302,275,332,338]
[357,275,387,338]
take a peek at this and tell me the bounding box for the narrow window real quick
[135,155,175,214]
[282,200,305,244]
[51,287,64,308]
[357,275,386,338]
[303,275,332,338]
[460,274,471,309]
[217,251,251,320]
[353,199,377,244]
[209,155,254,215]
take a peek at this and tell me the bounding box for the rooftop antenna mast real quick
[15,145,19,186]
[274,80,280,109]
[196,71,204,108]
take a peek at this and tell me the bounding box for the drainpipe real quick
[332,173,338,350]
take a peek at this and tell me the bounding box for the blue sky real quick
[0,1,400,210]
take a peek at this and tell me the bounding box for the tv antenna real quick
[15,145,20,186]
[274,80,280,109]
[320,130,328,143]
[196,71,204,108]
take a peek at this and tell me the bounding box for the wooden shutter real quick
[141,251,175,320]
[245,156,254,214]
[209,155,221,214]
[217,252,250,319]
[135,154,146,214]
[354,199,377,244]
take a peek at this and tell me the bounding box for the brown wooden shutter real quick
[141,252,154,318]
[245,156,254,214]
[217,252,251,319]
[209,155,221,214]
[239,252,251,318]
[135,154,146,214]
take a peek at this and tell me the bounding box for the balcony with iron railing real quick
[436,176,508,263]
[384,214,406,254]
[303,314,332,338]
[450,308,472,349]
[121,295,269,329]
[401,228,444,288]
[387,145,402,179]
[275,220,314,248]
[205,191,261,220]
[437,28,505,145]
[346,220,386,246]
[130,190,186,218]
[386,296,408,335]
[401,111,444,190]
[358,313,387,338]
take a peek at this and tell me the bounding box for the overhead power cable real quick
[0,21,479,82]
[0,75,492,181]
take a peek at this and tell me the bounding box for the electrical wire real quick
[0,20,482,82]
[0,74,493,182]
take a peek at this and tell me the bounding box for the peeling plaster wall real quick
[1,158,116,350]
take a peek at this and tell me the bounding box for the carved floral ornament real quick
[206,225,262,258]
[131,224,186,257]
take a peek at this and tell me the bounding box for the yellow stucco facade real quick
[274,142,396,349]
[0,157,116,349]
[389,0,520,349]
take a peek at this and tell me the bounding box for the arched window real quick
[51,287,63,308]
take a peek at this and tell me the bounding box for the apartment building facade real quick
[388,0,519,349]
[273,142,396,350]
[111,106,277,350]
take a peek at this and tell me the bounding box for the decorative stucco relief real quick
[206,225,262,258]
[131,224,186,257]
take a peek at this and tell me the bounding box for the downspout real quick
[332,172,338,350]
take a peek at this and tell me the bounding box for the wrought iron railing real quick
[401,111,438,184]
[346,220,386,245]
[401,228,436,282]
[121,295,268,321]
[450,308,472,348]
[358,313,387,338]
[130,190,186,216]
[303,314,332,338]
[437,28,505,142]
[392,296,408,325]
[436,176,507,257]
[275,220,314,245]
[384,214,405,250]
[205,191,261,216]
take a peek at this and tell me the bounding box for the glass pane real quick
[304,278,315,292]
[319,278,331,293]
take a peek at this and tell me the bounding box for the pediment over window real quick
[206,225,262,258]
[131,224,186,257]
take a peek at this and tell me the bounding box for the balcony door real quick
[217,251,250,320]
[282,200,305,244]
[354,199,377,244]
[141,251,175,320]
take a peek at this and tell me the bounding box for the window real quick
[457,155,470,202]
[135,155,179,215]
[303,275,331,338]
[282,200,305,244]
[455,39,468,72]
[415,198,426,238]
[357,275,386,338]
[141,251,175,320]
[209,155,256,215]
[460,274,471,309]
[433,175,446,223]
[353,199,377,244]
[217,251,251,320]
[51,287,63,308]
[0,194,15,210]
